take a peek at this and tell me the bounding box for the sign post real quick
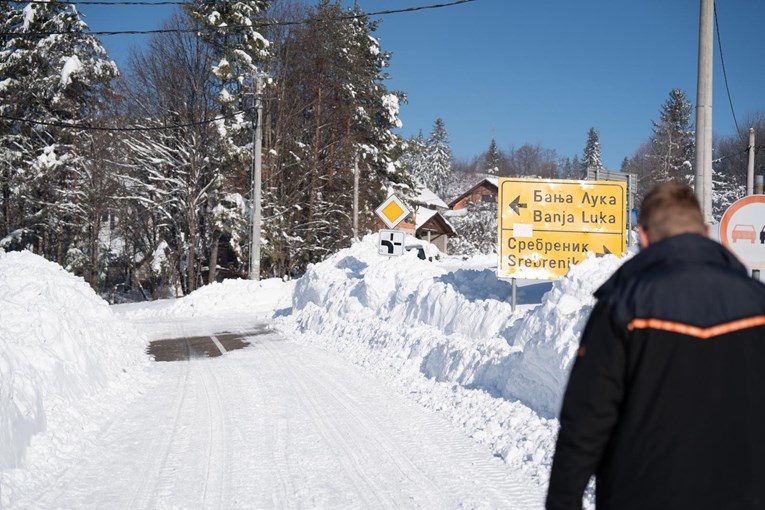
[498,178,627,281]
[719,195,765,279]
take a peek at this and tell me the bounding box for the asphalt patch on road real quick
[147,329,270,362]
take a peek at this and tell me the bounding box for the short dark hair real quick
[638,181,705,241]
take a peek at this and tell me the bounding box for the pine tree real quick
[400,131,428,184]
[262,0,411,275]
[186,0,272,282]
[186,0,270,169]
[582,127,604,175]
[649,88,694,184]
[0,0,118,263]
[484,138,501,175]
[424,118,452,198]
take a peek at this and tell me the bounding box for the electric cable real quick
[714,3,742,139]
[0,0,477,37]
[0,107,254,131]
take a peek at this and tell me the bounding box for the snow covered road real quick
[7,321,544,509]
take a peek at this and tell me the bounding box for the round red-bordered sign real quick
[720,195,765,269]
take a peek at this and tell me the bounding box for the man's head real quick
[637,181,707,248]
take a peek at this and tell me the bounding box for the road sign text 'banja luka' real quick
[498,178,627,280]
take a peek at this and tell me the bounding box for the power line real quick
[712,144,765,164]
[0,0,477,37]
[13,0,194,4]
[714,3,742,139]
[0,108,254,132]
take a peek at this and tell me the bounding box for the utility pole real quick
[694,0,714,222]
[747,128,755,196]
[353,152,359,241]
[249,74,264,280]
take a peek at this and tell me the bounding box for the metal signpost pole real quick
[511,278,517,312]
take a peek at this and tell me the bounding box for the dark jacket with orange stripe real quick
[546,233,765,510]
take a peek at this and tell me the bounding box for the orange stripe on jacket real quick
[627,316,765,339]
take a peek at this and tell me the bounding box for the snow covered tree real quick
[118,12,224,295]
[186,0,271,281]
[484,137,501,175]
[186,0,270,176]
[648,88,694,184]
[711,166,745,221]
[582,127,603,175]
[400,131,428,184]
[449,201,497,256]
[422,118,452,198]
[0,0,118,263]
[262,0,411,275]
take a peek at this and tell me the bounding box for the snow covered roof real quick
[415,206,438,230]
[415,206,457,236]
[414,186,448,209]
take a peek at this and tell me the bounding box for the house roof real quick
[414,186,449,209]
[447,177,499,208]
[416,206,457,236]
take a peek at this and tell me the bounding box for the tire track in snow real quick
[275,334,544,509]
[196,355,230,509]
[215,323,295,508]
[285,353,449,504]
[259,338,390,509]
[128,338,193,510]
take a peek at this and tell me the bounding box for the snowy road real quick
[9,320,544,509]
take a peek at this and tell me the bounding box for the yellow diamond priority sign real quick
[375,194,411,229]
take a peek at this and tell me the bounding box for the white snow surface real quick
[281,235,626,486]
[0,251,149,471]
[60,55,83,88]
[1,235,631,507]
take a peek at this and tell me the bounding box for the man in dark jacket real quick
[546,181,765,510]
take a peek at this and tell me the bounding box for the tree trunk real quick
[88,219,100,290]
[187,211,197,293]
[1,168,10,235]
[208,231,220,284]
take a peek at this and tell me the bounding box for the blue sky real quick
[80,0,765,169]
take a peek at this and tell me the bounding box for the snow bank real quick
[498,253,627,416]
[116,277,293,320]
[0,251,149,470]
[279,234,628,483]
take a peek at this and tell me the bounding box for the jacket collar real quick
[595,233,747,299]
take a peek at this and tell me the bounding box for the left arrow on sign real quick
[509,196,528,215]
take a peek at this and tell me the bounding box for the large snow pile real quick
[278,234,627,484]
[0,251,149,470]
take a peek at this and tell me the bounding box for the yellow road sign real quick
[498,178,627,279]
[375,194,411,229]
